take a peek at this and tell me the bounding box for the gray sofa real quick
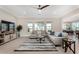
[48,32,68,46]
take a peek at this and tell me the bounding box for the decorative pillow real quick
[58,33,62,37]
[55,32,60,36]
[50,31,55,35]
[62,32,68,37]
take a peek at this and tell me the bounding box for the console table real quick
[0,32,16,45]
[0,33,5,43]
[62,39,76,54]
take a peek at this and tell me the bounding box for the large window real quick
[27,22,52,32]
[34,23,45,30]
[9,24,15,31]
[63,22,79,31]
[27,23,33,32]
[2,23,8,31]
[72,22,79,30]
[46,23,52,31]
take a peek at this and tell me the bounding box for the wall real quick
[0,9,62,37]
[0,9,17,24]
[17,18,62,37]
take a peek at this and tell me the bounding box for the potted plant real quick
[16,25,22,37]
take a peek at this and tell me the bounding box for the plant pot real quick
[17,32,20,37]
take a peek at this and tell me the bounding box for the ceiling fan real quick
[33,5,50,15]
[37,5,50,10]
[33,5,50,10]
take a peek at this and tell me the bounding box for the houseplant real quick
[16,25,22,37]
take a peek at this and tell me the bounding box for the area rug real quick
[14,37,57,51]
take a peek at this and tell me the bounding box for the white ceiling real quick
[0,5,79,21]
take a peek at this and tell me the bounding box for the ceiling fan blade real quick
[40,5,49,10]
[32,5,50,10]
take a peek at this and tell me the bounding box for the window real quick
[2,23,8,31]
[27,22,52,32]
[72,23,77,30]
[27,23,33,32]
[9,24,15,31]
[63,22,79,31]
[34,23,45,30]
[46,23,52,31]
[72,22,79,30]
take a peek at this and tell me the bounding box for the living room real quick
[0,5,79,54]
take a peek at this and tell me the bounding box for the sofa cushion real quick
[55,32,68,37]
[55,32,60,37]
[50,31,55,35]
[58,33,62,37]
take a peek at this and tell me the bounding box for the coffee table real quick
[37,36,45,43]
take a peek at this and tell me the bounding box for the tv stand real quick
[0,32,16,46]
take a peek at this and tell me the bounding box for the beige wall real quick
[0,9,17,24]
[17,18,62,36]
[0,9,62,37]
